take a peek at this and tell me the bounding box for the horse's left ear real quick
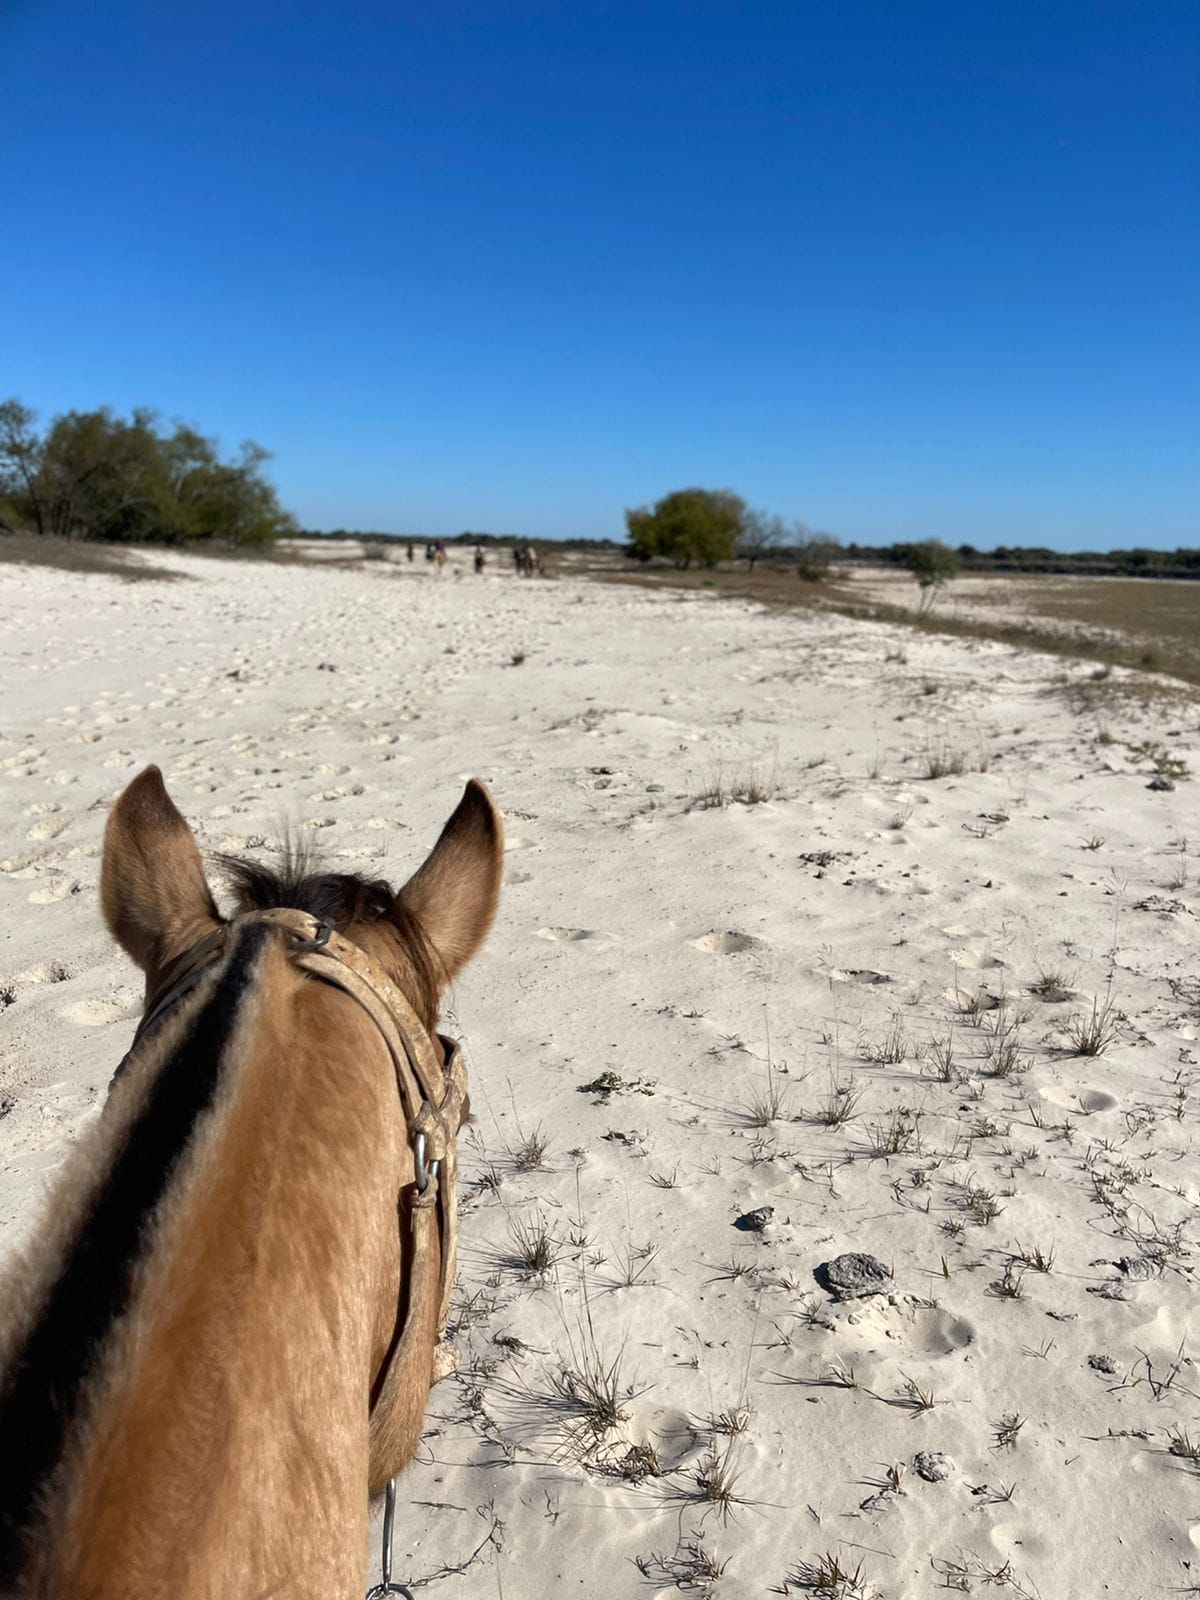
[101,765,222,976]
[398,780,504,987]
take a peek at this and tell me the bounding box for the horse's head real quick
[101,765,504,1032]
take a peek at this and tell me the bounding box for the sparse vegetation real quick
[816,1075,865,1127]
[578,1071,655,1104]
[691,761,780,809]
[784,1550,872,1597]
[506,1211,561,1277]
[507,1124,552,1171]
[1065,992,1120,1057]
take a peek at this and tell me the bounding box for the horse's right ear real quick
[398,779,504,987]
[101,766,221,975]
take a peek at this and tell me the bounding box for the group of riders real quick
[403,540,543,577]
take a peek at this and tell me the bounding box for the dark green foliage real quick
[625,487,746,568]
[0,398,295,546]
[851,541,1200,579]
[898,538,960,591]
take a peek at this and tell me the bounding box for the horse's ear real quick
[398,780,503,987]
[101,765,221,975]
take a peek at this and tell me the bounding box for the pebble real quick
[735,1206,774,1232]
[1088,1354,1119,1375]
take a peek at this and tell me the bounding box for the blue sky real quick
[2,2,1196,549]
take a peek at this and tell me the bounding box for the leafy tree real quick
[625,488,746,568]
[900,539,958,609]
[0,399,295,545]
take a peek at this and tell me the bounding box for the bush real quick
[795,536,840,582]
[899,539,958,609]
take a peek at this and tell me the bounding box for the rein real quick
[114,908,469,1598]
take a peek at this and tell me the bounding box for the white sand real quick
[2,548,1198,1598]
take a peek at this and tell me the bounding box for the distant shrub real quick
[901,539,959,606]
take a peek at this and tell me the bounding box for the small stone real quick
[1116,1256,1160,1281]
[735,1206,774,1232]
[819,1252,892,1299]
[913,1451,953,1483]
[1147,776,1175,791]
[1088,1354,1119,1375]
[645,783,665,793]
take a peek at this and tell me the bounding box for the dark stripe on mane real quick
[0,922,271,1583]
[217,844,442,1030]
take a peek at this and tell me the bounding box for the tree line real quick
[0,398,295,545]
[625,486,1198,581]
[625,486,843,574]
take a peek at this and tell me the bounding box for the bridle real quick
[113,907,470,1599]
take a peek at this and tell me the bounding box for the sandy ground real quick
[2,548,1199,1599]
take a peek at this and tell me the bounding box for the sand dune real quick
[2,547,1198,1598]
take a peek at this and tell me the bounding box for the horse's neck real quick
[52,991,402,1600]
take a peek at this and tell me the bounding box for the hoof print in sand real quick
[29,878,82,906]
[837,1297,976,1358]
[691,930,756,954]
[1039,1085,1118,1115]
[61,998,138,1027]
[828,967,891,986]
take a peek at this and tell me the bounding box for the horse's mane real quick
[0,923,271,1584]
[215,843,443,1031]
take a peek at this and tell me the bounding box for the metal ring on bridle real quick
[294,915,335,952]
[413,1132,440,1195]
[364,1477,416,1599]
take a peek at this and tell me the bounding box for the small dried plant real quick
[785,1550,872,1596]
[507,1210,561,1277]
[816,1075,864,1127]
[1065,991,1120,1056]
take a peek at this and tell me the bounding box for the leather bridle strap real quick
[110,907,467,1391]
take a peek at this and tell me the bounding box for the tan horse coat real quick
[0,768,502,1600]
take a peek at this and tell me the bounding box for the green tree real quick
[901,539,959,609]
[625,488,745,568]
[0,398,295,545]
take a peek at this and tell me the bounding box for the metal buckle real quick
[364,1478,415,1599]
[295,916,334,951]
[413,1132,441,1196]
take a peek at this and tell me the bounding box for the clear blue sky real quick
[2,2,1196,549]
